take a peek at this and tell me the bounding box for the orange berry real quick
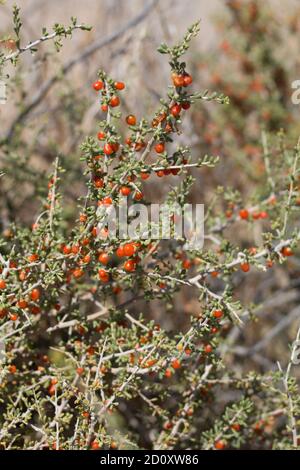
[281,246,293,257]
[97,131,106,140]
[98,269,109,283]
[90,440,101,450]
[28,254,39,262]
[73,268,84,278]
[155,142,165,154]
[93,80,103,91]
[126,114,136,126]
[30,288,40,301]
[82,254,91,264]
[183,74,193,86]
[204,344,213,354]
[98,252,110,265]
[123,243,136,257]
[172,74,185,87]
[239,209,249,220]
[134,191,143,201]
[120,186,131,196]
[79,214,87,223]
[18,299,28,309]
[109,95,120,107]
[103,143,115,155]
[213,309,223,319]
[114,81,125,90]
[214,440,226,450]
[9,365,17,374]
[170,103,181,117]
[231,423,241,432]
[102,196,113,205]
[116,246,125,257]
[171,359,181,370]
[182,259,192,269]
[124,260,136,272]
[48,384,56,396]
[240,262,250,273]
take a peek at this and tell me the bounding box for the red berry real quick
[48,384,56,396]
[98,269,109,283]
[79,214,87,223]
[214,440,225,450]
[170,103,181,117]
[110,95,120,107]
[111,142,119,152]
[123,243,136,257]
[120,186,131,196]
[134,191,143,201]
[73,268,84,278]
[182,259,192,269]
[239,209,249,220]
[76,367,84,376]
[98,252,110,265]
[102,196,113,206]
[213,309,223,319]
[126,114,137,126]
[116,246,125,257]
[31,306,41,315]
[124,260,136,272]
[172,74,185,87]
[101,103,108,112]
[18,299,28,309]
[171,359,181,370]
[281,246,293,257]
[204,344,213,354]
[103,143,114,155]
[141,172,150,180]
[82,254,91,264]
[231,423,241,432]
[252,212,260,220]
[97,131,106,140]
[93,80,103,91]
[90,440,101,450]
[114,81,125,90]
[30,288,40,301]
[72,245,80,254]
[94,177,104,188]
[240,262,250,272]
[0,279,6,289]
[183,74,193,86]
[155,142,165,154]
[182,101,191,110]
[28,254,38,262]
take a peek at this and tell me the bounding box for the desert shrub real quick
[0,3,300,451]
